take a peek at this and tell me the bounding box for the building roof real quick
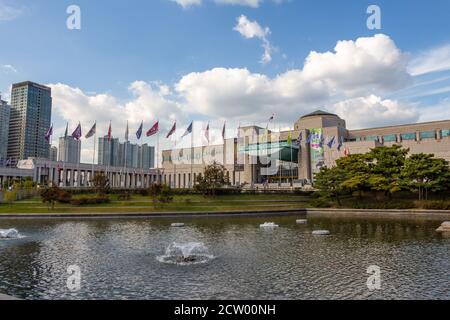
[301,109,338,119]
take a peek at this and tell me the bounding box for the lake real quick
[0,215,448,300]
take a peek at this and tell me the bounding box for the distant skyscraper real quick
[99,136,154,168]
[58,136,81,163]
[98,136,120,166]
[139,144,155,169]
[50,146,58,162]
[0,95,10,162]
[7,81,52,164]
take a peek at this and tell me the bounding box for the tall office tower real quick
[118,141,155,169]
[98,136,120,166]
[58,136,81,163]
[0,95,11,162]
[7,81,52,164]
[139,144,155,169]
[50,146,58,162]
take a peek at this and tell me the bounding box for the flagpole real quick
[190,123,194,189]
[92,124,96,186]
[157,127,160,184]
[173,135,177,189]
[290,130,293,188]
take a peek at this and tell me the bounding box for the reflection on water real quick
[0,215,448,300]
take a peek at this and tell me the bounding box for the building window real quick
[383,134,397,142]
[419,130,436,140]
[442,129,450,138]
[400,133,416,141]
[366,135,379,142]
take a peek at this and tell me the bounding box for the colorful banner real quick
[309,128,325,181]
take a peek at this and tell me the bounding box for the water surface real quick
[0,215,448,300]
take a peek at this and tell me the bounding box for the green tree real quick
[91,172,110,195]
[400,153,450,200]
[314,166,347,205]
[195,162,230,197]
[148,183,173,207]
[40,186,61,210]
[366,145,408,198]
[336,154,370,197]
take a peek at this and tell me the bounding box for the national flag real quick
[166,121,176,139]
[222,121,226,140]
[306,132,313,144]
[85,122,96,139]
[64,123,68,139]
[269,113,275,122]
[294,131,303,146]
[44,124,53,142]
[107,121,112,142]
[319,134,325,147]
[337,137,344,151]
[125,121,129,141]
[147,121,159,137]
[72,122,82,140]
[136,121,143,140]
[327,136,336,149]
[182,121,193,138]
[204,122,210,143]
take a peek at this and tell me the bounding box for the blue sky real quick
[1,0,450,162]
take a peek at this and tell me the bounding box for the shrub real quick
[421,201,450,210]
[56,190,72,204]
[117,193,131,201]
[70,196,110,206]
[3,190,17,204]
[308,197,332,208]
[148,184,173,206]
[346,200,415,210]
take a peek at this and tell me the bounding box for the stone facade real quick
[161,110,450,187]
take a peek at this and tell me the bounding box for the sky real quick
[1,0,450,163]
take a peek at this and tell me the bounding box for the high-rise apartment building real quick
[58,136,81,163]
[98,136,120,167]
[0,95,10,162]
[98,136,154,168]
[7,81,52,164]
[50,146,58,162]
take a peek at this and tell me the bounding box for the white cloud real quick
[302,34,411,95]
[170,0,202,8]
[0,2,22,21]
[0,64,17,73]
[216,0,262,8]
[409,44,450,76]
[176,34,412,122]
[234,15,274,64]
[333,95,419,129]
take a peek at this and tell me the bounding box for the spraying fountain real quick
[0,229,22,239]
[157,242,214,265]
[260,222,279,229]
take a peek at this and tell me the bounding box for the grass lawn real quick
[0,194,310,215]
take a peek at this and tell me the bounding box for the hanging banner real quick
[309,128,325,181]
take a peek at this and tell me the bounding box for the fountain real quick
[0,229,22,239]
[260,222,279,229]
[171,223,185,228]
[312,230,330,235]
[157,242,214,265]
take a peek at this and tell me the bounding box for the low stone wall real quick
[306,208,450,219]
